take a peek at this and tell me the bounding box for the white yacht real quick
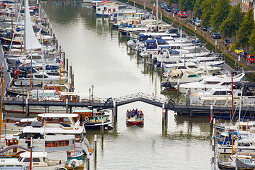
[178,72,245,94]
[14,71,68,86]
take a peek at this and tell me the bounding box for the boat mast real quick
[156,0,158,31]
[235,87,243,169]
[0,78,3,147]
[29,136,33,170]
[231,71,234,123]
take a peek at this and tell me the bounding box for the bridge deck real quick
[3,92,255,118]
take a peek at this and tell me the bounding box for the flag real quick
[210,116,213,124]
[211,134,215,144]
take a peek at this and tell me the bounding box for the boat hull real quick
[126,120,144,126]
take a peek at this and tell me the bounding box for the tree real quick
[210,0,230,31]
[193,0,205,18]
[200,0,216,26]
[166,0,179,5]
[219,3,244,38]
[236,9,255,48]
[179,0,195,11]
[249,28,255,54]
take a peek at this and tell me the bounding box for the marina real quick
[0,0,255,169]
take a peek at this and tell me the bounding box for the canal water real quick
[42,1,211,169]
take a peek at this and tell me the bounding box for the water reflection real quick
[42,2,211,169]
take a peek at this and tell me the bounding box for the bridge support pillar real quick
[66,99,68,113]
[26,98,29,117]
[112,100,117,123]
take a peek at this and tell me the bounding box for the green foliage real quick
[210,0,230,31]
[236,9,255,48]
[193,0,204,18]
[200,0,215,26]
[167,0,179,4]
[219,3,243,38]
[249,28,255,54]
[179,0,195,11]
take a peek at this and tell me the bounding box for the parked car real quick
[160,2,167,9]
[189,18,196,24]
[247,54,255,63]
[207,27,213,34]
[223,39,231,46]
[177,11,187,18]
[173,8,178,14]
[202,26,209,31]
[234,48,244,54]
[194,19,201,27]
[211,32,221,39]
[165,6,172,12]
[240,51,248,58]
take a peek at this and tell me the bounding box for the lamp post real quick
[89,88,91,102]
[91,85,94,103]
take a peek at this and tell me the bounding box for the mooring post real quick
[87,156,90,170]
[113,100,117,123]
[63,52,66,68]
[94,135,97,160]
[65,98,68,113]
[162,103,166,126]
[100,114,104,134]
[66,59,69,76]
[162,102,168,136]
[211,118,216,169]
[26,98,29,117]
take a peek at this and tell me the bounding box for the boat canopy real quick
[137,34,152,41]
[38,113,78,118]
[155,37,167,45]
[20,152,47,158]
[24,0,42,50]
[145,40,157,49]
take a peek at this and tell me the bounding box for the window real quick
[215,100,226,105]
[33,158,40,162]
[23,158,30,162]
[203,100,213,105]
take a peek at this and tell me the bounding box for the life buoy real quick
[68,159,80,168]
[47,142,53,147]
[226,141,231,145]
[55,91,60,95]
[154,52,157,55]
[60,140,66,147]
[54,141,60,147]
[85,117,89,122]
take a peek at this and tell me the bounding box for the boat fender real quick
[68,159,79,168]
[226,141,231,145]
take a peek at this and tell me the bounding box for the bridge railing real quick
[113,92,167,104]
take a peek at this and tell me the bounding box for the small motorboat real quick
[126,109,144,126]
[218,155,255,170]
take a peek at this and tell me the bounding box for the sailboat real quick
[217,89,255,169]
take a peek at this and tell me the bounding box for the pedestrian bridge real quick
[3,92,175,109]
[3,92,255,118]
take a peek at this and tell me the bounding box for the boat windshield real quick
[239,159,252,164]
[18,156,22,162]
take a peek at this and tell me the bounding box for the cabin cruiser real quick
[13,71,68,86]
[4,113,89,155]
[189,83,255,107]
[178,72,245,94]
[0,152,65,169]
